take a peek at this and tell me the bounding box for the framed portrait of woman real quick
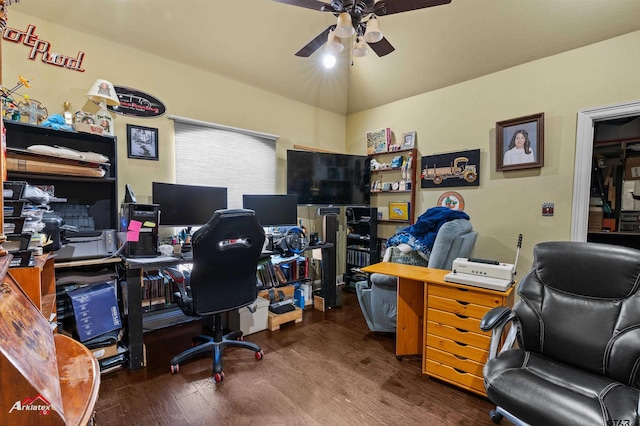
[496,112,544,171]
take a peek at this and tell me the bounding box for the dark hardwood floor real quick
[94,289,497,425]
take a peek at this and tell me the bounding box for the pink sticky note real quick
[128,220,142,232]
[127,230,140,242]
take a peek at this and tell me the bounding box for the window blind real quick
[170,116,279,209]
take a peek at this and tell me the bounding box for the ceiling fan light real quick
[335,12,355,38]
[352,37,369,57]
[325,30,344,54]
[323,54,337,69]
[364,17,383,43]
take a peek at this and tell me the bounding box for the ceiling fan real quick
[272,0,452,58]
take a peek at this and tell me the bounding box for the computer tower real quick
[121,203,160,257]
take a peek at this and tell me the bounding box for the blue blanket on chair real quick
[387,207,470,256]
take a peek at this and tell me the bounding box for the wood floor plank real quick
[94,290,496,425]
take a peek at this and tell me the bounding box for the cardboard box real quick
[67,281,122,342]
[228,296,269,336]
[588,207,604,232]
[91,343,119,360]
[73,122,105,136]
[625,157,640,180]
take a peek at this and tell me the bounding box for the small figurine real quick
[62,101,73,125]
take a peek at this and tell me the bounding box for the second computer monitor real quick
[242,194,298,227]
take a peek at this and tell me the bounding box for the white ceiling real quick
[9,0,640,115]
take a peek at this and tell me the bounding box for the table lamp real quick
[86,79,120,136]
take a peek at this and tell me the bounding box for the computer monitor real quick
[242,194,298,227]
[152,182,227,227]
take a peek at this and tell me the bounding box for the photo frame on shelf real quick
[496,112,544,171]
[388,201,410,221]
[402,131,416,149]
[127,124,158,160]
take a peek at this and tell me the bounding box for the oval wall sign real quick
[107,86,166,118]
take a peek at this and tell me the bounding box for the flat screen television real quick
[243,194,298,227]
[286,150,370,205]
[152,182,227,227]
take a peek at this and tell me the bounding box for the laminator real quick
[444,257,515,291]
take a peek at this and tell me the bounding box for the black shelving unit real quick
[344,206,378,292]
[4,120,118,230]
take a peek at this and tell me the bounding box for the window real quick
[170,116,279,209]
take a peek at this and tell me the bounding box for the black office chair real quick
[169,209,266,382]
[480,241,640,425]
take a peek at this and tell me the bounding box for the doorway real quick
[571,100,640,241]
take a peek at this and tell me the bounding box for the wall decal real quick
[3,24,85,72]
[108,86,166,118]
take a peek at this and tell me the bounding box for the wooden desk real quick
[361,262,515,396]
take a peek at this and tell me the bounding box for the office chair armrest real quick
[480,306,512,331]
[164,267,195,316]
[481,306,518,360]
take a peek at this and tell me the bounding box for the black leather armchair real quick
[169,209,266,383]
[480,241,640,425]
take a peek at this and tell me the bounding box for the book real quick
[366,128,391,155]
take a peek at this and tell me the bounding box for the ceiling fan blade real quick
[295,26,333,57]
[271,0,335,12]
[378,0,452,15]
[368,37,395,57]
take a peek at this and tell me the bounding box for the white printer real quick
[444,257,515,291]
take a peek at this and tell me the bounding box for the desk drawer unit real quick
[424,284,505,396]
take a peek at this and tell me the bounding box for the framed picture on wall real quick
[127,124,159,160]
[496,112,544,171]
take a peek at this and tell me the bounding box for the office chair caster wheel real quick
[255,350,264,360]
[214,372,224,383]
[489,409,503,424]
[396,355,403,361]
[170,364,179,374]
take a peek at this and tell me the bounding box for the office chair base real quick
[169,330,264,381]
[489,406,530,426]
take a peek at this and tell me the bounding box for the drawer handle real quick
[454,368,468,375]
[455,313,469,319]
[456,300,469,306]
[454,341,467,347]
[454,354,468,360]
[455,327,468,333]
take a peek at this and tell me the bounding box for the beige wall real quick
[3,12,346,207]
[347,30,640,271]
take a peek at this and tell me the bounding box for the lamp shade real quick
[352,37,369,57]
[335,12,355,38]
[86,79,120,107]
[325,30,344,54]
[364,17,383,44]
